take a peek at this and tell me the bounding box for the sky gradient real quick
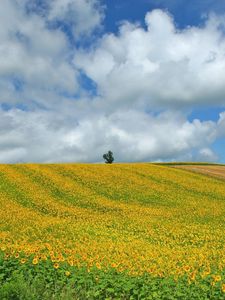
[0,0,225,163]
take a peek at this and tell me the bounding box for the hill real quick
[0,163,224,299]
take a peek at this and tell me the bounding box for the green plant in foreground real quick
[0,256,224,300]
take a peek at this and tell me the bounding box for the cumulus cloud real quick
[48,0,104,38]
[75,9,225,109]
[0,3,224,163]
[0,108,219,163]
[16,0,104,38]
[217,111,225,136]
[0,0,78,107]
[196,148,218,162]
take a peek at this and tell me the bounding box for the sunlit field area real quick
[0,163,224,299]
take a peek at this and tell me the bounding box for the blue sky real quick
[0,0,225,163]
[93,0,225,162]
[104,0,225,31]
[104,0,225,133]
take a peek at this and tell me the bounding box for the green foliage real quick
[103,150,114,164]
[0,255,224,300]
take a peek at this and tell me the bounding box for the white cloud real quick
[48,0,104,38]
[0,108,219,163]
[0,0,78,101]
[217,111,225,137]
[0,4,224,163]
[197,148,218,162]
[75,9,225,109]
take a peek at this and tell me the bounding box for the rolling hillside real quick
[0,163,224,298]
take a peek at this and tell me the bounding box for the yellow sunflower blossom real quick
[53,263,59,269]
[20,258,26,264]
[222,284,225,293]
[32,258,39,265]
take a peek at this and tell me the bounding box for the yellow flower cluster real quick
[0,163,224,284]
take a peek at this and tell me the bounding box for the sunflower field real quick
[0,163,224,299]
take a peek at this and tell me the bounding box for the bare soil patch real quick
[173,165,225,181]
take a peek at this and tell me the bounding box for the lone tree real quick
[103,150,114,164]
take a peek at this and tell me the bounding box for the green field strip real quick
[46,164,113,192]
[44,165,184,235]
[10,164,101,210]
[144,162,221,184]
[1,163,224,225]
[42,164,132,213]
[135,164,225,201]
[47,164,174,207]
[73,165,171,206]
[10,164,123,214]
[44,164,137,203]
[114,164,196,200]
[115,163,225,202]
[56,163,225,208]
[109,164,225,224]
[0,170,48,215]
[4,164,89,218]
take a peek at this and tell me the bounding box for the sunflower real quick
[53,263,59,269]
[222,284,225,293]
[32,258,39,265]
[20,258,26,264]
[214,275,222,282]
